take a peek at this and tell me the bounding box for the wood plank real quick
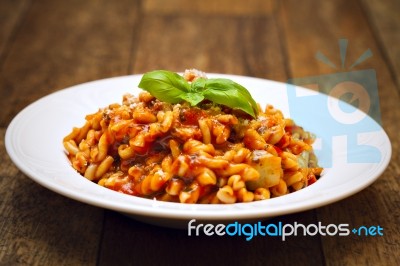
[0,0,30,64]
[0,129,104,265]
[132,15,288,81]
[98,210,324,266]
[0,0,142,264]
[0,0,141,127]
[317,183,400,266]
[142,0,276,16]
[280,0,400,265]
[362,0,400,90]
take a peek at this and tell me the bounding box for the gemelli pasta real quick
[63,69,322,204]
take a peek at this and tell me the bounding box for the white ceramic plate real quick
[5,74,392,228]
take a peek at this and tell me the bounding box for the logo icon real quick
[287,39,382,167]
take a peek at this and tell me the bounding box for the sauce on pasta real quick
[63,70,322,204]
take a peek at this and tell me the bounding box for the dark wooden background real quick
[1,0,399,265]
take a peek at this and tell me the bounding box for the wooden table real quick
[1,0,399,265]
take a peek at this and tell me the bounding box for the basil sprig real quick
[138,70,258,118]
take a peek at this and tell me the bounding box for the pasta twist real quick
[63,87,322,204]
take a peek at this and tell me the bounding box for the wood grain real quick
[0,0,30,65]
[0,0,141,265]
[142,0,276,16]
[362,0,400,90]
[0,129,104,265]
[98,211,324,266]
[132,14,287,81]
[0,0,141,127]
[280,0,400,265]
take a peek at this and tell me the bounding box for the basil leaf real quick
[179,92,204,106]
[191,77,206,92]
[138,71,259,118]
[202,78,258,118]
[206,78,258,111]
[138,70,190,104]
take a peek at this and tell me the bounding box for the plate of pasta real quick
[5,70,391,228]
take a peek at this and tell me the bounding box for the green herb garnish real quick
[138,70,258,118]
